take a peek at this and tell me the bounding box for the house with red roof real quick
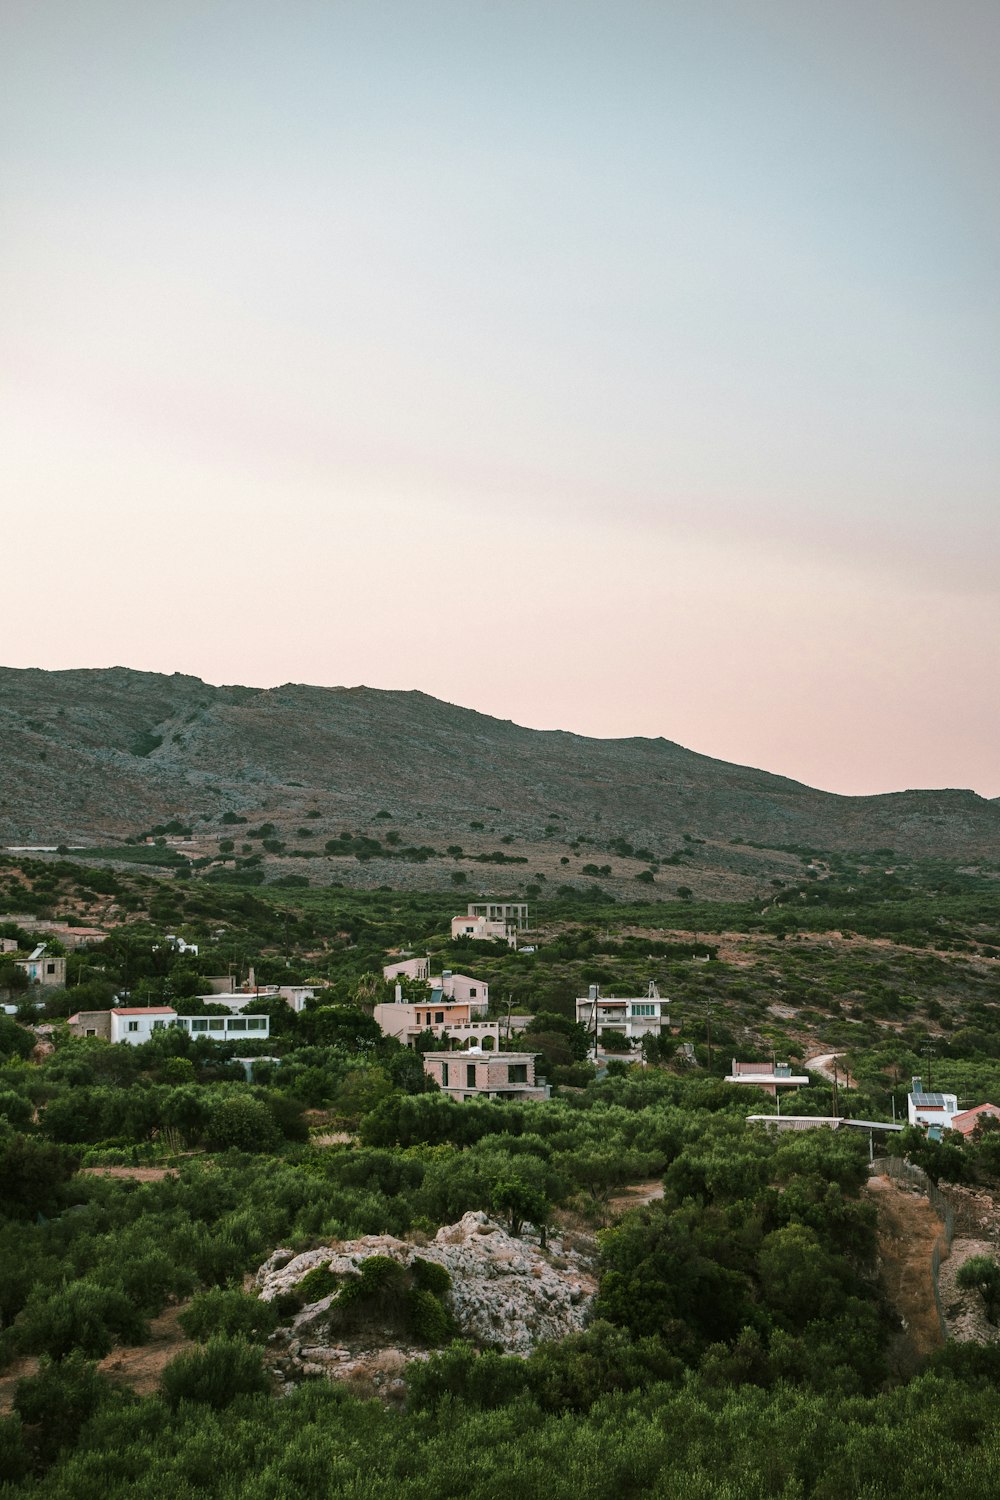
[950,1103,1000,1138]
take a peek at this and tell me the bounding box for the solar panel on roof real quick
[913,1093,948,1106]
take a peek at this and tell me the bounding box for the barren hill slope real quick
[1,666,997,865]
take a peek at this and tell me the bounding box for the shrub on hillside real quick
[19,1280,148,1361]
[161,1337,271,1409]
[178,1288,279,1344]
[14,1353,111,1464]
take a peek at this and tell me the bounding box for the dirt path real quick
[0,1356,40,1416]
[608,1180,665,1216]
[805,1052,851,1085]
[80,1165,178,1181]
[97,1304,194,1397]
[866,1174,945,1376]
[0,1305,194,1415]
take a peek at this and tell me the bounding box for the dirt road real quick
[806,1052,851,1085]
[866,1174,945,1376]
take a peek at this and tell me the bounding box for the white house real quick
[576,982,670,1049]
[110,1007,179,1043]
[197,985,316,1014]
[67,1006,270,1045]
[165,934,199,956]
[908,1077,959,1133]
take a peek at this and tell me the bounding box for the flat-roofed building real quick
[422,1048,549,1101]
[725,1059,810,1098]
[66,1006,270,1045]
[907,1077,959,1132]
[576,983,670,1049]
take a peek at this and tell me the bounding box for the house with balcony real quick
[466,902,529,931]
[373,981,499,1050]
[575,982,670,1050]
[381,961,488,1012]
[422,1048,549,1102]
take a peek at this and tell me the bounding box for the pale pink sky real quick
[2,2,998,797]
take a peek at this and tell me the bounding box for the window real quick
[46,963,56,975]
[192,1018,208,1032]
[229,1018,247,1031]
[85,1028,96,1037]
[153,1020,165,1030]
[441,1062,449,1087]
[435,1011,444,1024]
[466,1064,477,1088]
[127,1021,139,1032]
[247,1018,264,1030]
[469,988,477,998]
[508,1064,528,1084]
[209,1018,225,1031]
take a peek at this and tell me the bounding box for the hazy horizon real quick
[3,3,998,798]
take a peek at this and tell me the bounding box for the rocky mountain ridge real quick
[1,667,998,881]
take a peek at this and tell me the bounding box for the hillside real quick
[1,667,998,898]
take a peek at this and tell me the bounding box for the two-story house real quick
[373,980,499,1050]
[576,982,670,1050]
[422,1048,549,1102]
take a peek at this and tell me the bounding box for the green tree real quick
[491,1176,549,1241]
[204,1094,280,1153]
[956,1255,1000,1323]
[0,1136,78,1219]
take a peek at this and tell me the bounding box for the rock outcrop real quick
[255,1211,597,1386]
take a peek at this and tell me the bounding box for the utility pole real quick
[705,1008,713,1076]
[922,1044,935,1092]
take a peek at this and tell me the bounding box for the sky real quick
[2,1,998,797]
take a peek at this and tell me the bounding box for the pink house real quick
[422,1049,549,1102]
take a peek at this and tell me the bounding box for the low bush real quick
[161,1337,271,1409]
[178,1288,280,1344]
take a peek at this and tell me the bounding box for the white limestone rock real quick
[255,1210,596,1367]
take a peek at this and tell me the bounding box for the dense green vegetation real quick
[2,850,1000,1494]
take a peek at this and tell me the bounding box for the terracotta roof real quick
[951,1103,1000,1136]
[110,1007,177,1016]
